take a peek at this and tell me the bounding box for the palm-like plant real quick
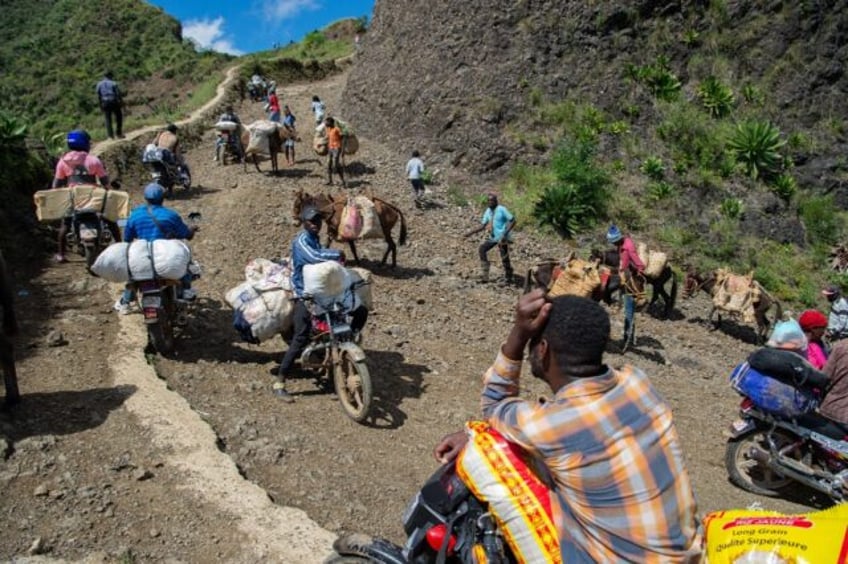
[697,76,734,118]
[0,111,27,151]
[726,120,785,179]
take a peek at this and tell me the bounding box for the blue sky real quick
[148,0,375,55]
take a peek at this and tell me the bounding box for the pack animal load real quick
[338,196,382,241]
[90,240,193,282]
[313,118,359,156]
[33,184,130,223]
[244,120,281,158]
[225,259,373,344]
[636,242,668,279]
[713,269,760,324]
[545,257,601,299]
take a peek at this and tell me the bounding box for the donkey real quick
[591,248,678,319]
[292,189,408,267]
[0,250,20,406]
[684,268,782,343]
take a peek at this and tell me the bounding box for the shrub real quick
[697,76,735,118]
[640,156,665,180]
[532,138,611,237]
[800,194,843,248]
[769,173,797,204]
[719,198,744,219]
[646,181,676,201]
[726,120,785,179]
[741,84,764,106]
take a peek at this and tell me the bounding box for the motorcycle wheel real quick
[334,351,372,423]
[84,243,98,270]
[217,144,228,166]
[324,556,370,564]
[725,429,795,496]
[181,168,192,190]
[147,292,175,354]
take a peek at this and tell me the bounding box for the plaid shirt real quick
[482,351,702,563]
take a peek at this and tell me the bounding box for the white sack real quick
[303,261,346,299]
[91,240,192,282]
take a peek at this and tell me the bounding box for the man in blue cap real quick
[113,183,198,314]
[607,225,644,349]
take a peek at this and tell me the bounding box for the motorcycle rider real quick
[214,105,244,162]
[273,206,367,402]
[52,129,122,263]
[113,183,198,314]
[434,290,702,561]
[823,285,848,342]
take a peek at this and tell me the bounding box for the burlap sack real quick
[713,269,759,323]
[339,200,363,241]
[313,134,328,156]
[637,242,668,278]
[354,196,382,239]
[548,258,601,298]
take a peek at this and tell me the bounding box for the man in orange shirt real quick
[324,117,346,187]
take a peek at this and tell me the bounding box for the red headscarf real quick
[798,309,828,332]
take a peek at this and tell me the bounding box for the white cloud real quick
[183,17,244,56]
[260,0,321,22]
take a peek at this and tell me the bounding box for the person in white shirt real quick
[311,95,326,125]
[406,150,425,205]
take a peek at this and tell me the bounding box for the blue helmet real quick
[143,182,166,205]
[606,225,623,244]
[67,129,91,152]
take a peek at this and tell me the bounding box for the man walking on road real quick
[96,71,123,139]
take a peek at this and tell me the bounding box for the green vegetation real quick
[726,120,786,179]
[0,0,231,137]
[697,76,735,117]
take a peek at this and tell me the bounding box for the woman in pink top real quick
[606,225,644,348]
[799,309,829,369]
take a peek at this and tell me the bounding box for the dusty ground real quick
[1,70,828,562]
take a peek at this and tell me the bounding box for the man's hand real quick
[433,430,468,464]
[503,289,552,360]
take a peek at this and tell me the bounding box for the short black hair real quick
[541,295,609,371]
[412,150,420,157]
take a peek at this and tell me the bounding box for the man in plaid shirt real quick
[436,291,702,562]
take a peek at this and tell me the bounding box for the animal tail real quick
[375,197,407,246]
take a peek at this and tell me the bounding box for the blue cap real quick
[606,225,623,244]
[143,182,165,204]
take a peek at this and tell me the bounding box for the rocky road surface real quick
[1,70,824,562]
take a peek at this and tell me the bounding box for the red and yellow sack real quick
[703,504,848,563]
[456,421,560,563]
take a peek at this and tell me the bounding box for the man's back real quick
[155,130,178,152]
[125,204,189,242]
[484,361,700,561]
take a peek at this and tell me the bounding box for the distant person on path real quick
[214,105,244,162]
[464,192,515,284]
[52,129,121,263]
[267,84,281,122]
[324,117,346,187]
[823,285,848,342]
[95,71,123,139]
[405,150,426,205]
[606,225,645,347]
[354,33,361,51]
[311,95,325,125]
[282,105,297,166]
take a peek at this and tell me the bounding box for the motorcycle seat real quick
[797,413,848,441]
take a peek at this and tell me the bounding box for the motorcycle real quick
[215,124,244,166]
[247,80,267,102]
[130,213,202,354]
[142,144,192,197]
[328,456,514,563]
[66,209,112,270]
[725,384,848,502]
[296,280,372,422]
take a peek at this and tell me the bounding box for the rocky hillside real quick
[343,0,848,274]
[346,1,846,183]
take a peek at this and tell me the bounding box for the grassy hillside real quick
[0,0,231,138]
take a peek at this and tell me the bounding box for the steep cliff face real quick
[343,0,848,199]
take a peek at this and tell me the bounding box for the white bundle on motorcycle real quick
[215,120,239,132]
[33,185,130,222]
[91,240,192,283]
[225,258,294,343]
[142,144,165,164]
[347,267,373,311]
[244,258,292,291]
[303,261,347,299]
[456,421,560,562]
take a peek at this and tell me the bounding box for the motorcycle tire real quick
[181,169,192,190]
[147,318,175,354]
[335,351,372,423]
[217,144,228,166]
[324,556,370,564]
[84,244,98,270]
[725,429,795,496]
